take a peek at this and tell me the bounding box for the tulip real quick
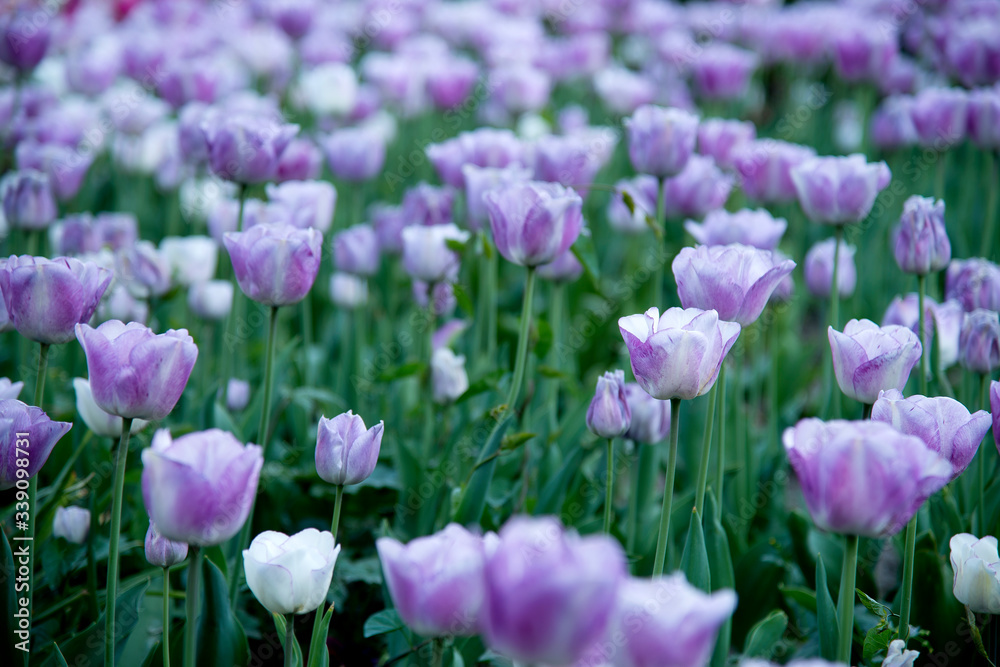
[400,223,469,283]
[607,176,659,234]
[145,523,188,568]
[322,127,387,182]
[426,128,525,189]
[532,134,606,195]
[831,22,897,83]
[295,62,358,117]
[893,196,950,275]
[16,140,94,201]
[481,516,626,666]
[593,67,655,116]
[933,300,965,371]
[659,155,734,220]
[315,411,384,487]
[0,5,50,72]
[804,239,857,298]
[967,88,1000,150]
[619,307,740,401]
[415,281,457,317]
[72,378,148,439]
[791,154,891,225]
[76,320,198,421]
[0,378,23,400]
[371,204,407,254]
[333,224,380,277]
[949,533,1000,614]
[159,236,218,286]
[622,384,671,444]
[269,0,317,40]
[377,524,491,637]
[1,170,56,230]
[828,319,922,405]
[959,309,1000,374]
[427,57,480,109]
[243,529,340,615]
[992,381,1000,454]
[492,64,552,115]
[586,370,631,440]
[733,140,816,204]
[871,96,918,151]
[202,113,299,184]
[116,241,172,299]
[0,256,112,345]
[224,223,323,306]
[882,294,935,344]
[141,428,264,546]
[742,661,848,667]
[684,208,786,250]
[431,347,469,404]
[697,118,756,171]
[624,104,699,178]
[537,248,583,283]
[691,43,758,100]
[0,399,71,490]
[910,87,967,147]
[462,163,533,231]
[945,258,1000,312]
[872,389,991,481]
[673,244,796,327]
[329,273,368,309]
[275,138,323,183]
[883,639,920,667]
[483,181,584,267]
[402,182,455,227]
[226,379,250,413]
[54,212,138,256]
[266,180,337,232]
[187,280,234,321]
[53,506,90,544]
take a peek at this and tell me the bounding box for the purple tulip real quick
[491,64,552,115]
[873,389,991,481]
[54,212,139,256]
[959,309,1000,374]
[322,127,387,182]
[426,128,525,189]
[431,347,469,404]
[371,203,407,254]
[482,516,625,666]
[426,57,479,109]
[402,182,455,227]
[882,293,936,344]
[933,299,965,371]
[602,574,737,667]
[0,399,71,490]
[224,223,323,306]
[0,5,50,72]
[871,96,918,151]
[0,256,111,345]
[116,241,172,299]
[945,258,1000,312]
[805,238,857,299]
[967,88,1000,150]
[733,140,816,205]
[945,21,1000,88]
[141,428,264,546]
[187,280,234,321]
[266,180,337,233]
[275,138,322,183]
[607,176,658,234]
[145,523,188,568]
[483,181,584,267]
[0,378,23,400]
[586,370,632,439]
[76,320,198,421]
[66,37,121,96]
[992,381,1000,455]
[462,163,533,231]
[268,0,317,40]
[893,196,950,275]
[697,118,756,171]
[691,43,758,101]
[414,280,457,317]
[400,223,469,283]
[625,104,699,178]
[660,155,734,219]
[828,319,922,404]
[377,524,491,637]
[684,208,786,250]
[622,383,671,444]
[619,307,741,401]
[593,67,655,116]
[784,418,951,537]
[532,134,606,196]
[537,248,583,283]
[832,22,897,83]
[202,113,299,184]
[1,170,56,230]
[673,244,796,326]
[315,410,384,486]
[910,87,968,148]
[333,224,380,277]
[16,140,94,201]
[791,154,891,225]
[226,379,251,413]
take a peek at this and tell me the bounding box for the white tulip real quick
[883,639,919,667]
[950,532,1000,614]
[431,347,468,404]
[243,529,340,615]
[73,378,148,438]
[160,235,218,286]
[53,506,90,544]
[295,63,358,117]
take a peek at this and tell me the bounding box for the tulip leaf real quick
[378,361,427,382]
[855,588,889,620]
[452,413,515,526]
[534,445,585,516]
[196,557,249,667]
[446,238,471,253]
[680,509,711,593]
[743,610,788,658]
[306,605,335,667]
[500,432,535,451]
[816,556,839,661]
[0,530,20,667]
[569,233,601,288]
[363,608,404,638]
[966,605,998,667]
[273,613,304,667]
[451,281,475,317]
[862,624,893,662]
[705,492,734,667]
[779,585,818,614]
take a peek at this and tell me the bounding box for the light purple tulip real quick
[187,280,234,321]
[945,258,1000,312]
[804,238,857,299]
[828,319,922,404]
[402,182,455,227]
[910,87,967,148]
[329,273,368,309]
[537,248,583,283]
[684,208,786,250]
[431,347,469,404]
[483,181,584,267]
[377,524,491,637]
[893,196,950,276]
[882,293,935,344]
[622,383,671,444]
[697,118,756,171]
[414,280,457,317]
[992,381,1000,455]
[625,104,699,178]
[66,36,121,96]
[266,180,337,233]
[15,140,93,202]
[873,389,991,481]
[400,223,469,283]
[54,212,138,256]
[0,5,50,72]
[275,138,323,183]
[1,170,56,230]
[145,523,189,568]
[426,57,479,109]
[586,370,631,439]
[116,241,171,299]
[0,256,111,345]
[224,223,323,306]
[607,176,658,234]
[462,163,533,231]
[426,128,525,189]
[733,140,816,205]
[371,204,407,255]
[871,96,918,151]
[691,43,758,101]
[967,88,1000,150]
[333,224,380,277]
[784,418,951,537]
[202,113,299,184]
[532,133,606,196]
[315,411,384,486]
[619,307,741,400]
[933,299,965,371]
[0,399,71,490]
[673,244,796,327]
[945,20,1000,88]
[959,309,1000,374]
[492,64,552,115]
[0,379,23,400]
[53,506,90,544]
[593,67,655,116]
[268,0,317,40]
[72,377,148,439]
[141,428,263,546]
[660,155,734,220]
[482,516,626,666]
[791,154,891,225]
[226,379,251,413]
[322,127,387,182]
[76,320,198,421]
[832,21,897,83]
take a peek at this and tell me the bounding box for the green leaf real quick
[196,557,250,667]
[0,530,20,666]
[966,605,998,667]
[534,446,585,516]
[46,577,150,665]
[273,613,304,667]
[452,414,515,526]
[570,233,601,288]
[451,282,475,316]
[307,606,335,667]
[446,238,470,253]
[862,624,893,662]
[451,648,466,667]
[856,588,889,620]
[779,586,818,614]
[679,510,710,593]
[705,492,734,667]
[743,610,788,658]
[816,556,840,662]
[337,556,382,585]
[378,361,427,382]
[500,432,535,451]
[363,609,404,638]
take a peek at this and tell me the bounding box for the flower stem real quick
[105,417,134,667]
[431,637,443,667]
[653,399,681,576]
[897,515,917,644]
[652,176,666,308]
[284,614,295,667]
[694,381,718,516]
[604,438,615,534]
[862,402,872,420]
[185,547,202,667]
[33,342,48,407]
[985,151,999,263]
[715,363,727,522]
[628,445,657,561]
[836,533,859,663]
[828,226,843,420]
[980,373,990,535]
[331,485,344,540]
[25,342,49,657]
[546,283,565,432]
[221,184,249,406]
[918,274,929,395]
[506,268,536,410]
[163,568,171,667]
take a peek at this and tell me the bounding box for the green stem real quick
[506,268,536,410]
[87,488,100,622]
[652,176,666,308]
[715,363,727,523]
[24,342,49,660]
[985,151,999,263]
[604,439,615,534]
[830,226,842,334]
[284,614,295,667]
[163,569,171,667]
[897,516,917,644]
[487,246,498,361]
[33,342,48,408]
[221,185,249,406]
[768,310,780,456]
[980,373,990,535]
[431,637,443,667]
[546,283,565,432]
[694,381,718,516]
[105,417,134,667]
[918,275,929,395]
[184,548,202,667]
[628,445,657,561]
[836,534,859,663]
[330,485,344,540]
[653,399,681,577]
[862,403,872,420]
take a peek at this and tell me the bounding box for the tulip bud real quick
[226,379,250,412]
[322,127,387,182]
[586,370,631,439]
[625,104,699,178]
[72,378,148,439]
[733,140,816,204]
[145,523,189,568]
[893,196,950,275]
[0,399,71,490]
[946,258,1000,312]
[483,181,583,268]
[1,170,57,230]
[0,7,50,72]
[116,241,172,299]
[400,223,468,283]
[883,639,920,667]
[959,309,1000,374]
[933,299,965,370]
[202,113,299,184]
[791,154,890,225]
[244,528,340,615]
[950,533,1000,614]
[187,280,234,321]
[697,118,755,170]
[622,384,671,444]
[53,506,90,544]
[329,273,368,309]
[315,411,384,486]
[804,238,857,298]
[431,347,469,404]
